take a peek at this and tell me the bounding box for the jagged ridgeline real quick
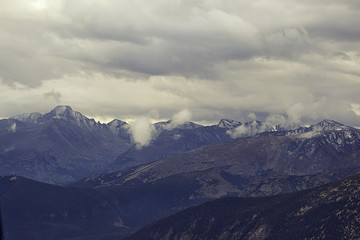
[1,106,360,239]
[1,106,358,184]
[0,106,296,184]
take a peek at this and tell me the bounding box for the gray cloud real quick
[0,0,359,126]
[44,89,62,103]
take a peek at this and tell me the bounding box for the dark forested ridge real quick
[126,173,360,240]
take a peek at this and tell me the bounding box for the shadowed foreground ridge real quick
[0,209,3,240]
[126,173,360,240]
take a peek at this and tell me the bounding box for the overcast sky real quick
[1,0,360,125]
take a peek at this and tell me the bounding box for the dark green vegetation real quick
[126,173,360,240]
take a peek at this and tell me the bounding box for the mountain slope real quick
[2,124,360,239]
[113,118,303,171]
[125,172,360,240]
[77,128,360,189]
[69,126,360,237]
[0,106,132,184]
[1,106,250,183]
[112,125,233,171]
[0,176,134,240]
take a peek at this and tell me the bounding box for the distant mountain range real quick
[1,106,360,239]
[0,106,132,184]
[125,172,360,240]
[76,125,360,195]
[0,105,313,184]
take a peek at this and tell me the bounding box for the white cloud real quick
[247,113,257,121]
[286,103,304,124]
[128,116,155,149]
[173,109,191,123]
[9,122,16,133]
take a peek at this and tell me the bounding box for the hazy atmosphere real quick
[1,0,360,125]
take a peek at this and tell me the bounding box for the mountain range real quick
[1,106,360,239]
[0,106,245,184]
[75,125,360,197]
[0,106,131,183]
[0,106,307,184]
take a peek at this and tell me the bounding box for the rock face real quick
[125,173,360,240]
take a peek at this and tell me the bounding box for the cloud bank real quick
[0,0,359,126]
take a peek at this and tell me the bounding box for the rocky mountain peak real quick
[11,112,43,123]
[44,105,95,126]
[311,119,349,131]
[217,119,242,129]
[107,119,128,128]
[49,105,76,118]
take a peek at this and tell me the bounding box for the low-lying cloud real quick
[162,109,192,130]
[9,122,16,133]
[127,109,193,148]
[128,117,155,149]
[227,113,301,139]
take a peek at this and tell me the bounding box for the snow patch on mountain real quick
[217,119,242,129]
[10,176,18,181]
[172,134,182,140]
[225,116,354,139]
[49,106,84,122]
[310,120,351,131]
[11,112,43,123]
[225,114,302,138]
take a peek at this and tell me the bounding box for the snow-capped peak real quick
[217,119,242,129]
[52,105,73,114]
[44,105,99,128]
[47,105,82,120]
[49,105,76,119]
[311,119,350,131]
[108,119,127,127]
[11,112,43,123]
